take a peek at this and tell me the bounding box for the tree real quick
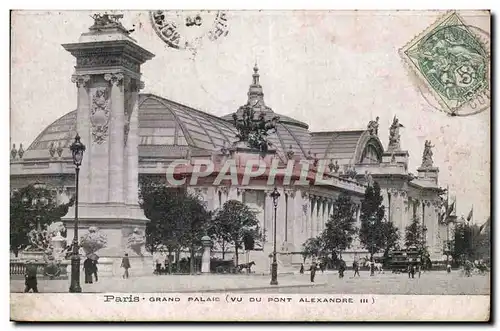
[321,193,357,260]
[179,193,212,274]
[139,179,211,274]
[359,182,396,259]
[404,216,424,251]
[301,236,324,263]
[10,184,74,257]
[381,220,401,257]
[212,200,261,267]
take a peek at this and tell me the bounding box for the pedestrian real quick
[369,258,375,276]
[155,259,161,275]
[121,253,131,279]
[353,260,360,277]
[24,260,38,293]
[92,259,99,282]
[417,264,421,278]
[299,263,304,274]
[319,261,325,273]
[83,257,94,284]
[338,259,346,279]
[310,260,317,283]
[408,263,415,279]
[446,263,452,274]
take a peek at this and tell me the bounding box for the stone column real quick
[310,196,317,237]
[276,187,286,246]
[229,186,239,201]
[284,188,296,245]
[264,189,274,245]
[125,79,144,205]
[201,236,212,273]
[104,73,125,203]
[71,74,91,204]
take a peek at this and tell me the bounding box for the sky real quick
[10,10,490,224]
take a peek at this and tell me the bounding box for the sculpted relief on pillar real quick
[90,86,110,145]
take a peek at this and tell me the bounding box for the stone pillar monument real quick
[201,236,212,273]
[61,14,154,275]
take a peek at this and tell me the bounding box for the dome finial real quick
[252,62,260,85]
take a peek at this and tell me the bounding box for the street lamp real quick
[22,190,49,231]
[270,187,280,285]
[69,134,85,293]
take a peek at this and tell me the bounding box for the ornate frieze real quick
[71,74,91,88]
[237,187,246,196]
[90,87,111,144]
[76,55,140,73]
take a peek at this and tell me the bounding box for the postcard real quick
[9,9,490,322]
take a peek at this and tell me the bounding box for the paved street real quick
[11,270,489,295]
[239,271,491,295]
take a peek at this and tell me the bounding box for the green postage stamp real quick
[400,11,490,116]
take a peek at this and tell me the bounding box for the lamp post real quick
[69,134,85,293]
[270,187,280,285]
[22,189,49,232]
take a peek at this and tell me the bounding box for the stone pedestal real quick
[417,166,439,184]
[61,17,154,276]
[201,236,212,273]
[51,232,67,262]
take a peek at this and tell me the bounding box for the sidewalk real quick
[10,274,326,293]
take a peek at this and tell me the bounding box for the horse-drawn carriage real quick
[210,259,256,274]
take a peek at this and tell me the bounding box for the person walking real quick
[24,260,39,293]
[353,260,360,277]
[83,257,94,284]
[121,253,131,279]
[155,259,161,275]
[369,258,375,276]
[309,260,317,283]
[338,259,346,279]
[446,263,452,274]
[299,263,304,274]
[92,259,99,282]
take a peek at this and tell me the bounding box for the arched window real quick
[360,144,381,164]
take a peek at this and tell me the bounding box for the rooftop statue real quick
[232,105,279,153]
[421,140,435,168]
[387,115,404,152]
[89,13,128,33]
[367,116,379,136]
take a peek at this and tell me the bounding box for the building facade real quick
[10,15,449,273]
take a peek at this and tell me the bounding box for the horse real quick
[237,261,255,273]
[364,261,383,273]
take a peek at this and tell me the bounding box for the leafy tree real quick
[139,179,211,274]
[10,184,74,257]
[404,216,424,251]
[179,193,212,274]
[452,222,484,262]
[301,236,324,263]
[381,220,401,258]
[212,200,261,267]
[321,193,357,259]
[207,213,230,259]
[359,182,393,258]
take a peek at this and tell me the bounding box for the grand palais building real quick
[10,15,448,273]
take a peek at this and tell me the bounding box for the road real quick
[237,271,490,295]
[11,270,490,295]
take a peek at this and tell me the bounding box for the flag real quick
[446,201,455,219]
[479,217,490,234]
[467,207,473,222]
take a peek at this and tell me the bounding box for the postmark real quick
[150,10,229,57]
[400,11,490,116]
